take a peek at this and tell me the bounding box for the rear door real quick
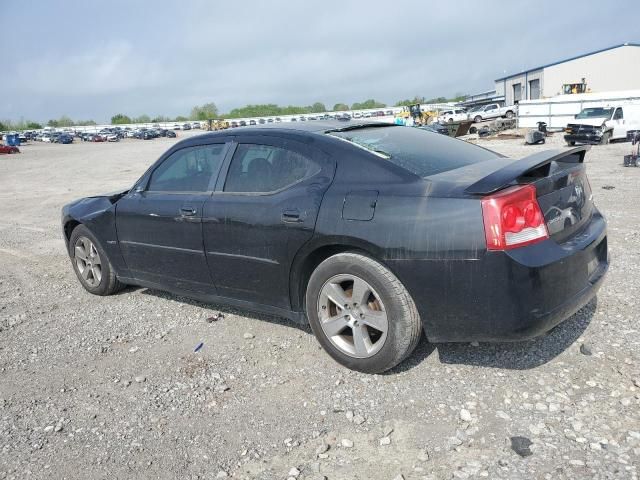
[202,135,334,308]
[116,142,229,293]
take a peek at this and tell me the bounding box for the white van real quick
[564,105,640,145]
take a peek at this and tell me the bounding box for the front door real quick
[116,142,229,293]
[202,136,334,308]
[611,107,625,139]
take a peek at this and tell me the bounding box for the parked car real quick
[165,130,177,138]
[61,122,608,373]
[249,120,257,126]
[57,133,74,144]
[438,109,468,123]
[92,134,106,142]
[173,124,181,130]
[182,123,191,131]
[564,105,640,145]
[239,121,247,127]
[0,145,20,154]
[42,134,52,143]
[258,118,266,124]
[468,103,516,122]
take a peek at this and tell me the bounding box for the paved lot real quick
[0,131,639,480]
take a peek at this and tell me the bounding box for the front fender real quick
[61,196,129,277]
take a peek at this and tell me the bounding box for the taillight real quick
[481,184,548,250]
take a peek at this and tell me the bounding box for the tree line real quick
[2,94,469,131]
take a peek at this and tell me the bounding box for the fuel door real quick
[342,190,378,221]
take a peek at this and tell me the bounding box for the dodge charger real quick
[62,122,608,373]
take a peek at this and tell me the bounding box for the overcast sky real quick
[1,0,637,123]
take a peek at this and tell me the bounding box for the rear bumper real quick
[389,210,608,342]
[564,133,602,145]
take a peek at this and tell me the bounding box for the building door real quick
[529,79,540,100]
[513,83,522,103]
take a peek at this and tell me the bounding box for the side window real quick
[613,108,623,120]
[147,144,226,192]
[224,143,320,193]
[487,105,497,111]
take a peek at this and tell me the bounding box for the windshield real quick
[575,107,613,119]
[328,125,498,177]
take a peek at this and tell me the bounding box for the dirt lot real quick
[1,131,639,480]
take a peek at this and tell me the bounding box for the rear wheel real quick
[69,224,123,296]
[474,116,482,123]
[306,252,422,373]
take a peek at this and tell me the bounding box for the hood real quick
[568,117,608,127]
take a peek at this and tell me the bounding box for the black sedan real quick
[61,122,608,373]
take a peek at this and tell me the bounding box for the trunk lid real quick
[460,146,593,243]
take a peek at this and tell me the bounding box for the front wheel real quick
[600,131,611,145]
[505,110,514,119]
[306,252,422,373]
[69,224,124,296]
[474,116,482,123]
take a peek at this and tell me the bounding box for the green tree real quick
[395,96,426,107]
[133,114,151,124]
[77,119,96,126]
[0,121,6,131]
[26,121,43,129]
[174,115,189,122]
[351,99,386,110]
[308,102,326,113]
[151,115,171,123]
[111,114,132,125]
[190,102,218,120]
[333,103,349,111]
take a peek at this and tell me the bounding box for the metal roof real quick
[495,42,640,81]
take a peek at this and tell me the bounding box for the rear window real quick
[328,125,498,177]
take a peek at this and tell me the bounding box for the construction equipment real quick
[562,78,588,95]
[395,104,437,126]
[204,119,229,131]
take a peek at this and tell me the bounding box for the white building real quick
[495,43,640,106]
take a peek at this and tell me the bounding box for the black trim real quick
[206,251,279,265]
[117,276,306,323]
[120,240,203,254]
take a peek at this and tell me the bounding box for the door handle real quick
[281,209,303,223]
[180,207,197,216]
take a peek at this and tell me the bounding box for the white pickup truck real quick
[468,103,517,122]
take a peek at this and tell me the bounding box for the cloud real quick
[10,42,163,96]
[0,0,636,122]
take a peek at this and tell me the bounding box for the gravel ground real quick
[0,131,639,480]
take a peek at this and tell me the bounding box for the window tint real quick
[224,144,320,193]
[613,108,623,120]
[147,144,226,192]
[329,125,498,177]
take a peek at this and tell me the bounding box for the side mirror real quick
[134,185,145,194]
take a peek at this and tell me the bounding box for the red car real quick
[0,145,20,154]
[92,135,106,142]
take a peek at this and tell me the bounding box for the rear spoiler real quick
[465,146,590,195]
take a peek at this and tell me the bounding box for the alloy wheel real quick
[74,236,102,287]
[317,274,388,358]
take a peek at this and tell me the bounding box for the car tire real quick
[68,224,124,296]
[567,141,576,146]
[505,110,514,119]
[474,116,482,123]
[448,118,453,123]
[600,131,611,145]
[305,252,422,373]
